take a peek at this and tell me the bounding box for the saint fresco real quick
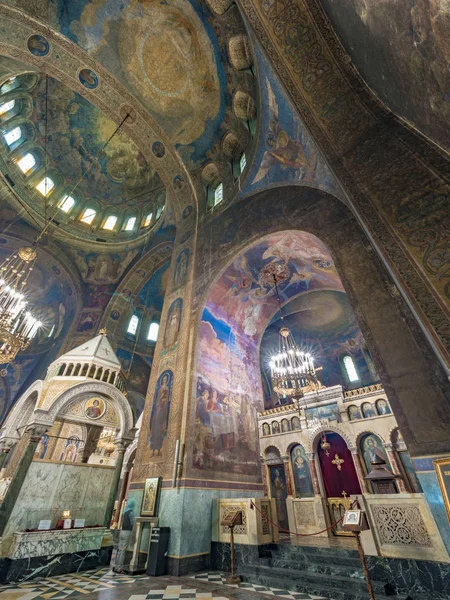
[291,444,314,498]
[163,298,182,354]
[149,370,173,456]
[360,434,392,474]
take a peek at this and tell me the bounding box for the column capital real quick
[25,422,50,442]
[307,452,315,460]
[114,437,133,453]
[383,442,394,451]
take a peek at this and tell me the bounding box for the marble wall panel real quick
[3,462,115,544]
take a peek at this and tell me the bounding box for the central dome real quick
[0,70,165,248]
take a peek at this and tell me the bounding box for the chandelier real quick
[269,274,320,403]
[0,245,41,367]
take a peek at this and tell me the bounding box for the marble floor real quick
[0,569,331,600]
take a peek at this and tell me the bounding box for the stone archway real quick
[193,186,450,459]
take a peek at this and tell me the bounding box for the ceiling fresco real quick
[30,75,164,208]
[319,0,450,153]
[55,0,226,167]
[240,43,345,201]
[260,290,376,404]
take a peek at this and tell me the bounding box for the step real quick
[260,552,363,569]
[258,556,364,579]
[239,572,411,600]
[238,564,406,600]
[263,543,360,560]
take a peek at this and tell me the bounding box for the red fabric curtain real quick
[318,432,361,497]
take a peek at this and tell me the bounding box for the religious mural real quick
[84,397,106,420]
[56,0,226,167]
[149,370,173,457]
[269,465,289,531]
[190,232,348,483]
[163,299,182,355]
[360,433,392,474]
[72,250,137,284]
[241,62,344,200]
[60,436,81,463]
[173,249,189,289]
[291,444,314,498]
[30,77,161,207]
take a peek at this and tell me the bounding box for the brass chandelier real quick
[269,274,320,403]
[0,244,41,366]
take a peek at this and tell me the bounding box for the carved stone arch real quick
[355,429,386,449]
[33,382,134,438]
[1,380,43,440]
[124,437,138,468]
[286,440,305,455]
[263,444,282,462]
[307,423,355,455]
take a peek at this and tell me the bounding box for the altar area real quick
[0,334,136,582]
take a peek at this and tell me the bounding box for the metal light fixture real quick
[0,245,41,369]
[269,274,320,403]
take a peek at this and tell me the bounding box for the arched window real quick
[0,99,15,115]
[214,182,223,206]
[124,216,136,231]
[80,208,96,225]
[127,314,139,335]
[17,152,35,174]
[4,126,21,146]
[343,355,359,382]
[147,322,159,341]
[143,212,153,227]
[239,152,246,173]
[59,195,75,213]
[36,176,54,197]
[103,215,117,231]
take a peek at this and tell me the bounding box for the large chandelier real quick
[269,275,320,403]
[0,245,41,367]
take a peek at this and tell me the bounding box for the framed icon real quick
[141,477,161,517]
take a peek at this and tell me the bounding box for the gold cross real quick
[332,453,344,471]
[342,491,347,499]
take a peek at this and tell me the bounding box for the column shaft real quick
[0,430,43,536]
[104,447,126,527]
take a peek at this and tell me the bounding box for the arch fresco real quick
[189,229,368,484]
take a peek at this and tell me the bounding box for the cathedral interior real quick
[0,1,449,599]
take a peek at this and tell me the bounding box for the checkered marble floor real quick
[191,572,329,599]
[0,568,332,600]
[0,568,148,599]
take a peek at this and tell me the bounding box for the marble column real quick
[307,452,321,495]
[115,462,132,523]
[0,423,48,536]
[282,455,294,496]
[0,439,14,472]
[261,460,269,497]
[384,443,407,493]
[103,440,130,527]
[350,448,370,494]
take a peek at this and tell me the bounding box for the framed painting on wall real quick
[141,477,161,517]
[434,458,450,523]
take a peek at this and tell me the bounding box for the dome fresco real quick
[55,0,240,168]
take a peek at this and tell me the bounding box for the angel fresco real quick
[252,80,317,185]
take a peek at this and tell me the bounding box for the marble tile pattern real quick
[8,528,107,560]
[0,569,329,600]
